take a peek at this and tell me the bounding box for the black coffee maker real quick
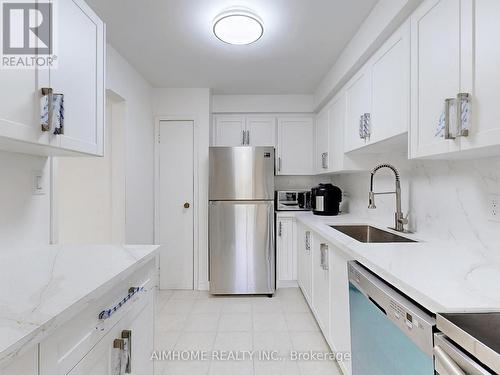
[311,183,342,216]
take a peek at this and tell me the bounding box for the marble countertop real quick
[295,212,500,314]
[0,244,159,366]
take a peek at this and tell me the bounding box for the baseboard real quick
[277,280,298,288]
[198,280,209,291]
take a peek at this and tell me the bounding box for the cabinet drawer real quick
[40,260,155,375]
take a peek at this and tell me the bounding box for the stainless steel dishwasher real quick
[348,261,436,375]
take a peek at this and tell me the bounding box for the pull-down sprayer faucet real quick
[368,164,408,232]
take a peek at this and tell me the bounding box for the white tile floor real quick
[155,288,343,375]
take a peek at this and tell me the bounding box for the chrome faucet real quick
[368,164,408,232]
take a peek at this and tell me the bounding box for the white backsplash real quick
[0,151,50,247]
[333,156,500,250]
[275,175,334,190]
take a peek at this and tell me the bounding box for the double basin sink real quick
[330,225,417,243]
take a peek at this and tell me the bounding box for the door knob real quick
[184,202,190,209]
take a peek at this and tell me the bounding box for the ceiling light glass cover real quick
[213,8,264,45]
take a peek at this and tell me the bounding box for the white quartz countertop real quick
[0,244,159,365]
[295,212,500,314]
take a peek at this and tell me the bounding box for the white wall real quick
[107,45,154,244]
[333,156,500,249]
[212,95,315,113]
[0,152,50,246]
[153,88,211,290]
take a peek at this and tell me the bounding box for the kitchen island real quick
[0,244,159,374]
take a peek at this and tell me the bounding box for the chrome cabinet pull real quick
[359,113,371,140]
[321,152,328,169]
[320,244,329,270]
[41,87,53,132]
[305,231,311,252]
[122,330,132,373]
[277,157,282,172]
[242,130,245,145]
[246,130,250,145]
[278,221,282,237]
[99,286,145,320]
[434,345,466,375]
[444,93,471,140]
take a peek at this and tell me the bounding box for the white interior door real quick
[159,120,194,289]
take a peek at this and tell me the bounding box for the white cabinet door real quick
[370,21,410,144]
[68,298,154,375]
[277,117,314,175]
[297,223,312,304]
[246,116,276,146]
[50,0,105,156]
[461,0,500,152]
[312,236,330,338]
[276,217,297,287]
[344,68,371,152]
[410,0,461,158]
[315,109,329,172]
[0,346,38,375]
[212,115,245,146]
[330,248,353,375]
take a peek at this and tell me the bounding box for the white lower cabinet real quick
[276,214,297,288]
[296,222,312,303]
[330,248,353,375]
[312,235,330,340]
[0,346,38,375]
[67,297,154,375]
[296,223,353,375]
[39,261,155,375]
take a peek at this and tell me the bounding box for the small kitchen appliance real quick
[275,190,311,211]
[311,183,342,216]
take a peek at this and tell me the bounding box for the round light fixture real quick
[213,8,264,45]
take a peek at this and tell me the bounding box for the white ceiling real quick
[87,0,377,94]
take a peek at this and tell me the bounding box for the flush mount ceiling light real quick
[213,8,264,45]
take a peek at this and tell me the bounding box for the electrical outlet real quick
[489,194,500,222]
[32,170,46,195]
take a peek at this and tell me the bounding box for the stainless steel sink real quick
[330,225,417,243]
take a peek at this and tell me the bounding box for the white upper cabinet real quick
[0,0,105,156]
[212,115,246,146]
[212,115,276,146]
[370,21,410,145]
[460,0,500,153]
[51,0,105,156]
[344,22,410,154]
[245,115,276,146]
[276,116,314,175]
[410,0,462,158]
[344,67,371,152]
[315,108,329,172]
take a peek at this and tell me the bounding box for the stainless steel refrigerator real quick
[209,146,275,295]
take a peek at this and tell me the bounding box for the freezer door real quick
[209,200,275,294]
[209,147,275,200]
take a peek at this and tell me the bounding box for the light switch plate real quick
[32,170,46,195]
[488,194,500,222]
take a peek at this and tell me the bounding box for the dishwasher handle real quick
[434,345,466,375]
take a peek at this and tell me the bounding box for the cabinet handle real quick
[277,157,282,172]
[242,130,245,145]
[305,231,311,252]
[359,113,371,140]
[321,152,328,169]
[278,222,282,237]
[445,93,471,140]
[122,330,132,373]
[98,286,145,320]
[246,130,250,145]
[320,244,329,270]
[41,87,53,132]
